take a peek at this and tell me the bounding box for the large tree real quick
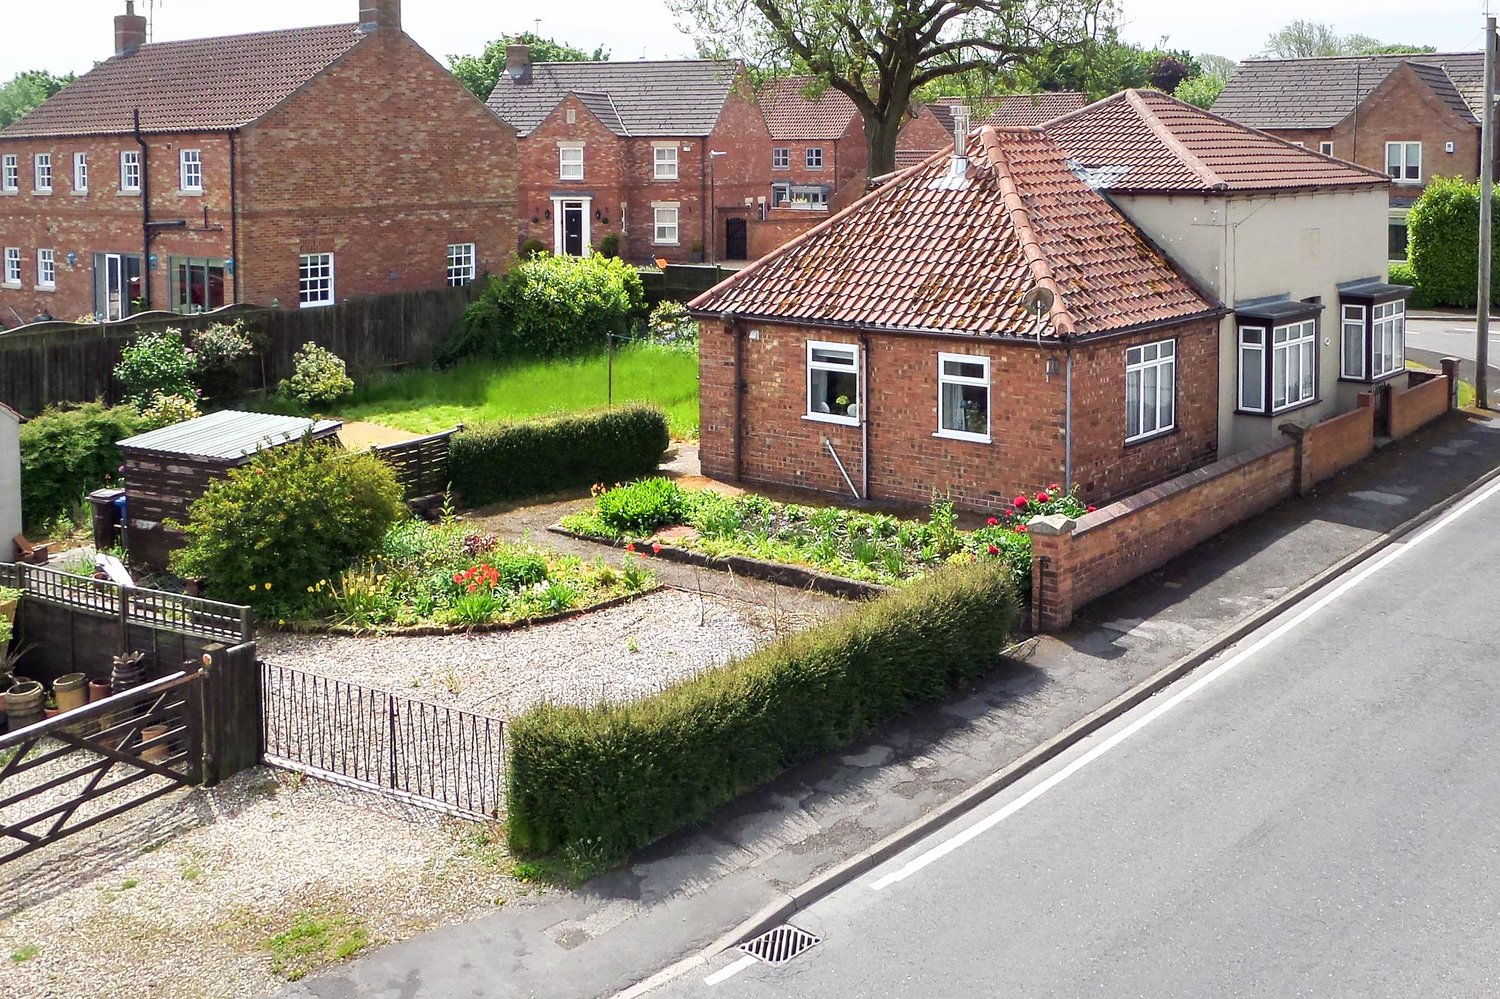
[1262,20,1433,59]
[448,33,610,100]
[670,0,1110,177]
[0,70,74,129]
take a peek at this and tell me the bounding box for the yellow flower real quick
[307,586,314,592]
[264,582,272,590]
[248,585,255,592]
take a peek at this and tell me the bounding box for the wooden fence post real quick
[199,641,263,785]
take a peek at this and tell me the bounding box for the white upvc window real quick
[1,154,16,193]
[2,247,20,287]
[559,145,584,180]
[446,242,476,286]
[179,148,202,192]
[1319,141,1334,156]
[1238,326,1266,411]
[805,146,824,169]
[936,352,990,442]
[1386,141,1421,183]
[36,248,55,289]
[73,152,87,192]
[1372,299,1406,379]
[653,206,679,245]
[298,252,334,308]
[789,184,828,209]
[1271,319,1317,410]
[653,144,679,180]
[1340,305,1366,380]
[806,341,860,425]
[120,150,141,192]
[772,147,789,169]
[33,153,51,193]
[1125,339,1175,443]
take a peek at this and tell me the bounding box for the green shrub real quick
[449,405,669,507]
[444,253,645,362]
[598,232,621,258]
[594,477,684,535]
[645,300,698,348]
[19,402,140,533]
[506,558,1020,856]
[520,238,548,258]
[170,440,404,617]
[1408,175,1500,308]
[1387,261,1434,309]
[113,330,197,407]
[191,320,257,400]
[278,343,354,409]
[137,392,201,431]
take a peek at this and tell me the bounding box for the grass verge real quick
[266,912,372,982]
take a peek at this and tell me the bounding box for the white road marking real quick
[703,955,757,986]
[870,473,1500,892]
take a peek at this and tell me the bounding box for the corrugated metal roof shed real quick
[119,411,342,461]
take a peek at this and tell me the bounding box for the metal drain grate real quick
[739,924,821,966]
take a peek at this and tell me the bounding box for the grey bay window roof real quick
[486,60,742,137]
[1214,53,1483,130]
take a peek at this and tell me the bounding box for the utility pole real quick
[1478,14,1495,408]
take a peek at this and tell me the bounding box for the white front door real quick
[551,197,592,257]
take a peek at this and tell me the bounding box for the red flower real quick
[1048,483,1060,492]
[1013,495,1027,508]
[1086,505,1098,513]
[1037,491,1051,503]
[987,544,1000,555]
[986,516,999,526]
[651,543,662,554]
[625,542,636,553]
[1015,524,1028,533]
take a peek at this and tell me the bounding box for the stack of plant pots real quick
[110,652,146,695]
[4,679,44,731]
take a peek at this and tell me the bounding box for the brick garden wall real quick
[744,209,825,260]
[1287,399,1375,492]
[1389,370,1451,439]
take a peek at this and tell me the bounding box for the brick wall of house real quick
[515,95,626,255]
[700,316,1219,513]
[236,29,518,307]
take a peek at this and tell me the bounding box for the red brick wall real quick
[1389,370,1451,438]
[700,317,1219,512]
[744,209,825,259]
[515,95,626,254]
[897,105,953,157]
[1291,399,1374,490]
[236,29,518,306]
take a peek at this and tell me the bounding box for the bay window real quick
[1337,282,1410,383]
[1236,300,1323,414]
[1272,320,1317,410]
[806,341,860,425]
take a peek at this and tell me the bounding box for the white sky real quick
[1,0,1487,81]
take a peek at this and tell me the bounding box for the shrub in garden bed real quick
[505,557,1020,856]
[19,401,140,534]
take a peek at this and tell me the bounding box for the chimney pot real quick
[506,44,533,84]
[114,0,148,57]
[358,0,401,32]
[949,104,971,178]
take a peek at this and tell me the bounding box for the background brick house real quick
[0,0,517,327]
[691,125,1224,512]
[488,50,771,264]
[1214,53,1489,260]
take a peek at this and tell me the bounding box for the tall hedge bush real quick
[506,558,1020,856]
[19,402,140,532]
[1408,175,1500,308]
[449,405,669,506]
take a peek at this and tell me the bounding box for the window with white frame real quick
[1272,319,1317,409]
[772,147,789,169]
[1125,340,1175,442]
[73,152,87,192]
[771,181,791,206]
[806,341,860,424]
[1386,141,1421,183]
[1,154,16,192]
[1319,141,1334,156]
[180,149,202,192]
[298,252,334,307]
[653,145,679,180]
[1371,300,1405,379]
[36,248,55,289]
[120,150,141,192]
[559,145,584,180]
[2,247,20,286]
[653,206,679,245]
[789,184,829,209]
[805,147,824,169]
[446,242,476,286]
[937,353,990,441]
[1238,327,1266,411]
[1340,304,1366,379]
[33,153,51,193]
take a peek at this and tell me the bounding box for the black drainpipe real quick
[228,129,240,303]
[132,108,152,309]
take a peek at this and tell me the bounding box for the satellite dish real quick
[1021,285,1055,320]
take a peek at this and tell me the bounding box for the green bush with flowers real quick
[561,479,1091,593]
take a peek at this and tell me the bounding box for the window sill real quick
[933,430,991,445]
[70,190,88,196]
[33,190,52,196]
[118,190,142,197]
[653,176,679,182]
[653,241,680,247]
[34,285,56,293]
[178,189,204,196]
[558,177,585,183]
[298,300,334,309]
[1,282,20,290]
[0,190,17,196]
[1236,396,1320,417]
[803,412,859,427]
[1124,425,1176,447]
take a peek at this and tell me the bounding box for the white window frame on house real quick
[33,153,51,194]
[805,147,824,169]
[772,147,789,170]
[446,242,476,286]
[1,154,16,193]
[2,247,20,287]
[1340,305,1366,380]
[789,184,829,209]
[298,252,334,308]
[72,152,87,193]
[1319,141,1334,156]
[771,182,791,206]
[550,195,593,256]
[653,143,679,180]
[36,248,55,290]
[179,149,203,192]
[935,352,991,443]
[1125,339,1175,443]
[805,340,860,426]
[558,142,585,181]
[120,150,141,193]
[1386,141,1421,183]
[1272,319,1318,410]
[1238,326,1266,411]
[1388,208,1411,263]
[653,204,680,245]
[1371,299,1406,379]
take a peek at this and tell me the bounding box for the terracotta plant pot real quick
[43,706,59,720]
[88,678,111,702]
[140,723,169,763]
[54,672,88,713]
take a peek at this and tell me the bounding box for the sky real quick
[0,0,1487,81]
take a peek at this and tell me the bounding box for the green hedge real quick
[1408,175,1500,308]
[506,558,1020,856]
[19,402,141,533]
[1387,261,1434,309]
[449,405,669,507]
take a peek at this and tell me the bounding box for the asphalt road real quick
[662,474,1500,999]
[1407,315,1499,366]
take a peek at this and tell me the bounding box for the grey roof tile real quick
[487,60,742,137]
[1213,53,1484,129]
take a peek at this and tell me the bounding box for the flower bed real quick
[558,479,1089,593]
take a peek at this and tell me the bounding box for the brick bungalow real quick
[487,49,771,264]
[0,0,517,327]
[690,123,1227,512]
[1213,53,1489,260]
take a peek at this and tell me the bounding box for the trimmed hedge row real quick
[506,558,1020,857]
[19,401,140,533]
[1407,175,1500,308]
[449,405,669,507]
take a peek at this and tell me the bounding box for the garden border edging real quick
[272,585,661,638]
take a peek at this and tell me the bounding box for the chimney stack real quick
[114,0,148,57]
[506,44,533,84]
[358,0,401,32]
[950,105,971,177]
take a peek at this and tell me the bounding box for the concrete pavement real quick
[671,471,1500,998]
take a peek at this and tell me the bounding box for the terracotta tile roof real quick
[758,77,861,140]
[1043,89,1390,194]
[488,60,742,137]
[1,24,366,138]
[1213,53,1484,129]
[690,126,1218,340]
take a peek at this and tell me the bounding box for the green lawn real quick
[333,344,700,439]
